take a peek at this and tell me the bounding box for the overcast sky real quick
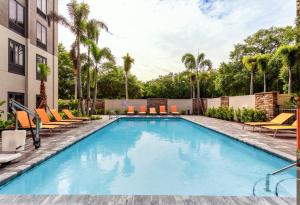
[58,0,296,81]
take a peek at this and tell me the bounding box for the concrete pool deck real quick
[0,115,297,205]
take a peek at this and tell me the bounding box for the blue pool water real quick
[0,118,296,196]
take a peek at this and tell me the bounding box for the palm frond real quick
[38,64,51,80]
[47,11,72,30]
[122,53,135,73]
[181,53,196,71]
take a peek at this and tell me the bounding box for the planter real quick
[1,130,26,151]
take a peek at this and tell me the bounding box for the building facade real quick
[0,0,58,119]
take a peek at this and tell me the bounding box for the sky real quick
[58,0,296,81]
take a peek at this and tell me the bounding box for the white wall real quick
[207,98,220,109]
[105,99,147,112]
[229,95,255,109]
[167,99,192,113]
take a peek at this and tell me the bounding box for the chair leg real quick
[273,130,278,138]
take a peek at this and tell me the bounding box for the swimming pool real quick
[0,118,296,196]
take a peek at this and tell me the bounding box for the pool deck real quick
[0,115,297,205]
[0,195,296,205]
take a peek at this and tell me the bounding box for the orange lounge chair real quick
[159,106,167,115]
[17,111,59,130]
[50,109,82,122]
[149,107,157,115]
[127,106,135,115]
[170,106,179,115]
[139,106,146,114]
[35,109,73,126]
[62,109,90,120]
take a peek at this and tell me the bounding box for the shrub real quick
[95,109,104,115]
[0,119,14,130]
[69,99,79,110]
[90,115,102,120]
[235,108,242,122]
[59,112,67,119]
[105,110,113,115]
[114,109,121,115]
[71,109,80,117]
[206,107,267,123]
[180,110,186,115]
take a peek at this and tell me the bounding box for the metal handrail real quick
[252,161,297,196]
[9,99,41,148]
[275,177,295,196]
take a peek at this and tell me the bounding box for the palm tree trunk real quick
[263,72,267,92]
[76,39,85,115]
[39,80,47,109]
[250,70,254,95]
[74,75,77,100]
[86,46,91,116]
[125,73,128,100]
[288,68,292,94]
[91,81,97,114]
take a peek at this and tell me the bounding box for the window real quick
[37,0,47,18]
[36,22,47,49]
[36,54,47,80]
[7,92,25,113]
[8,39,25,75]
[9,0,25,36]
[36,95,41,108]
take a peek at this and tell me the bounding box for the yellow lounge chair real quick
[159,106,167,115]
[243,113,294,131]
[149,107,157,115]
[62,109,90,120]
[170,105,179,115]
[262,120,297,137]
[35,109,73,126]
[127,106,135,115]
[50,109,82,122]
[139,106,146,115]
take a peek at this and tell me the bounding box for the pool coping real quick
[0,115,296,199]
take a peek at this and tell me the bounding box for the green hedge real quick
[206,107,267,122]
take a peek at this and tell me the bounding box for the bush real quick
[90,115,102,120]
[0,119,14,130]
[105,110,113,115]
[95,109,104,115]
[206,107,267,123]
[180,110,186,115]
[114,109,121,115]
[69,99,79,110]
[71,109,80,117]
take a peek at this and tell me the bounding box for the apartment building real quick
[0,0,58,119]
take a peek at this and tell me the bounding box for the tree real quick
[48,0,90,115]
[275,45,298,94]
[122,53,135,100]
[82,19,108,115]
[256,54,271,92]
[242,56,258,95]
[90,43,115,114]
[181,53,212,99]
[37,64,51,109]
[58,44,74,99]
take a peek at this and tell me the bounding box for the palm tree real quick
[242,56,258,95]
[275,45,298,94]
[256,54,271,92]
[37,63,51,109]
[181,53,212,99]
[122,53,135,100]
[82,19,108,115]
[90,43,115,114]
[48,0,89,115]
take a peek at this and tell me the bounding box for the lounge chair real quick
[149,107,157,115]
[262,120,297,137]
[49,109,82,122]
[35,109,73,126]
[139,106,146,115]
[62,109,90,120]
[159,106,167,115]
[243,113,294,131]
[17,111,59,130]
[0,153,22,165]
[127,106,135,115]
[170,106,179,115]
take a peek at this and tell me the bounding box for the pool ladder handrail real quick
[252,161,297,196]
